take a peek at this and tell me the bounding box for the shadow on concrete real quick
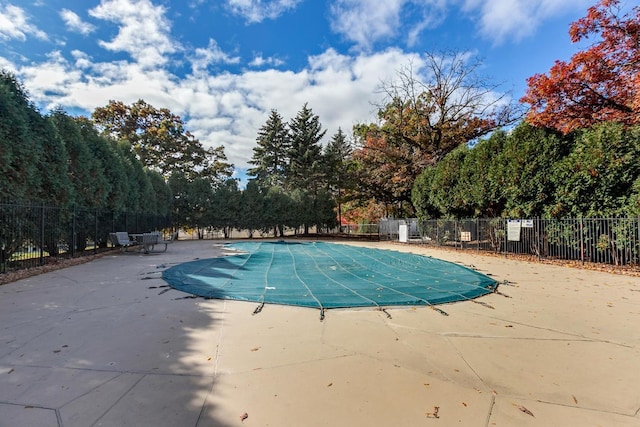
[0,240,234,427]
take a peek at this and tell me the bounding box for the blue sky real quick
[0,0,597,174]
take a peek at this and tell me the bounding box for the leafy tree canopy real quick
[92,99,233,182]
[522,0,640,133]
[373,50,521,165]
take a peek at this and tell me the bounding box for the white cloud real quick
[191,39,241,75]
[60,9,96,35]
[14,44,423,169]
[460,0,593,44]
[19,51,84,102]
[0,3,48,41]
[70,49,93,68]
[226,0,302,23]
[7,0,529,171]
[89,0,178,68]
[249,54,284,68]
[0,56,16,73]
[329,0,446,50]
[330,0,402,49]
[330,0,591,48]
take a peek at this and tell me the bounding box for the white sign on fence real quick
[460,231,471,242]
[507,220,522,241]
[522,219,534,228]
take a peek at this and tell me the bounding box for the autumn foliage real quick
[521,0,640,133]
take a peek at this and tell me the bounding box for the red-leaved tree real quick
[521,0,640,133]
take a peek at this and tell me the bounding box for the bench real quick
[108,232,137,252]
[146,231,177,253]
[133,231,177,253]
[109,231,176,254]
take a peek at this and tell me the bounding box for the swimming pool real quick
[162,241,497,316]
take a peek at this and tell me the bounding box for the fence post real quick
[454,220,458,250]
[40,204,45,266]
[94,208,98,255]
[476,218,480,254]
[536,217,541,261]
[504,218,508,258]
[580,217,584,265]
[71,204,76,257]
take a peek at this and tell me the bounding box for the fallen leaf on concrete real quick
[462,402,467,407]
[327,382,333,387]
[250,347,260,352]
[425,406,440,418]
[572,395,578,404]
[240,412,248,422]
[516,405,535,417]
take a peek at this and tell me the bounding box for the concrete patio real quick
[1,239,639,426]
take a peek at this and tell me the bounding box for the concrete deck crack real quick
[444,335,487,386]
[89,374,147,427]
[534,398,638,418]
[471,314,637,349]
[213,300,226,377]
[59,372,129,413]
[484,395,496,427]
[5,363,214,378]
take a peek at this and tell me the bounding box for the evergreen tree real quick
[287,103,326,191]
[323,127,352,191]
[263,186,292,237]
[458,130,508,217]
[248,109,290,188]
[0,70,33,201]
[0,71,60,202]
[76,117,128,212]
[49,109,108,208]
[498,123,570,218]
[168,172,192,230]
[210,179,241,238]
[239,180,265,238]
[548,123,640,217]
[147,170,173,217]
[323,127,353,225]
[189,177,216,239]
[33,110,73,206]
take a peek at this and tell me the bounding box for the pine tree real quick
[287,103,326,192]
[248,109,290,189]
[323,127,353,226]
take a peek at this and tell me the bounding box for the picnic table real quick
[110,231,176,254]
[131,232,175,254]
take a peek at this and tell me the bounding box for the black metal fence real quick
[379,217,640,266]
[5,205,639,275]
[0,201,171,273]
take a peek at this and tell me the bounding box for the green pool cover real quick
[162,241,497,312]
